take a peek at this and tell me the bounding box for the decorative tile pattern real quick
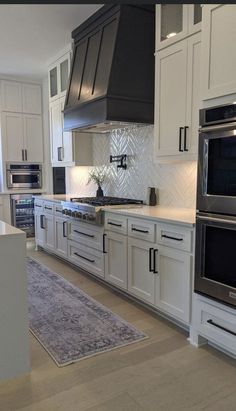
[66,126,198,209]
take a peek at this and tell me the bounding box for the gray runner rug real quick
[27,257,147,367]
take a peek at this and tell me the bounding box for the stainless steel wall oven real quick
[7,164,42,189]
[195,103,236,307]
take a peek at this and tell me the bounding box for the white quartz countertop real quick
[104,206,196,226]
[33,194,73,202]
[35,195,196,226]
[0,221,26,236]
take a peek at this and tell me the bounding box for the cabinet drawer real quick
[195,297,236,356]
[68,240,104,279]
[105,213,127,235]
[34,199,44,212]
[128,218,155,243]
[43,201,54,214]
[68,221,104,251]
[54,203,64,216]
[156,223,192,252]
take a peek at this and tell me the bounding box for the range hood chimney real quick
[64,4,155,134]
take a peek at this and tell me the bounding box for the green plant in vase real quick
[87,169,106,197]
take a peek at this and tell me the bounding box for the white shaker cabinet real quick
[54,215,68,259]
[1,80,41,114]
[1,112,44,162]
[155,246,191,323]
[104,231,128,290]
[44,213,55,251]
[155,32,201,160]
[50,96,93,167]
[201,5,236,100]
[128,237,155,305]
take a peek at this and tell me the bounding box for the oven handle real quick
[199,121,236,133]
[197,215,236,225]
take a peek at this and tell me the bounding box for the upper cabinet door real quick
[1,112,24,161]
[156,4,188,50]
[155,40,188,157]
[50,99,63,163]
[60,96,73,164]
[48,51,71,102]
[22,84,42,115]
[1,81,22,112]
[201,5,236,100]
[23,114,44,162]
[188,4,202,35]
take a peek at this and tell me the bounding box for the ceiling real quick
[0,4,102,80]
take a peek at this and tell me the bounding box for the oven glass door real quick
[9,172,41,188]
[197,128,236,215]
[195,214,236,306]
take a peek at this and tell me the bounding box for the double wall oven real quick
[195,103,236,307]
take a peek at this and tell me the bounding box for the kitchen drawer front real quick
[68,240,105,279]
[105,213,127,235]
[128,218,155,243]
[43,201,54,215]
[34,199,44,213]
[194,297,236,356]
[156,223,192,252]
[68,221,104,251]
[54,203,64,216]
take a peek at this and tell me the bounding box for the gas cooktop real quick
[70,196,143,207]
[62,197,143,225]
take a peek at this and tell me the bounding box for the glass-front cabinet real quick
[156,4,202,50]
[48,51,71,102]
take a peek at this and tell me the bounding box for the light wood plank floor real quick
[1,246,236,411]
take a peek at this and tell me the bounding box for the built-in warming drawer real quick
[68,240,105,279]
[104,213,127,235]
[128,218,155,243]
[68,221,104,251]
[194,296,236,356]
[156,223,192,252]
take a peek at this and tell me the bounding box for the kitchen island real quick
[0,222,30,381]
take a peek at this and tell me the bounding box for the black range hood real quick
[64,4,155,134]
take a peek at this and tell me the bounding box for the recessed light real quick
[166,32,177,39]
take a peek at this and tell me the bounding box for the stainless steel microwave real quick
[6,163,42,189]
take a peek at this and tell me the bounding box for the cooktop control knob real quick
[71,211,76,218]
[87,214,95,221]
[82,213,88,220]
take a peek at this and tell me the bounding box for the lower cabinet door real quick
[34,212,45,247]
[155,245,191,323]
[68,240,105,279]
[44,213,55,251]
[54,216,68,258]
[128,238,155,304]
[104,231,128,290]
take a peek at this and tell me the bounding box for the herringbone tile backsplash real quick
[66,125,197,209]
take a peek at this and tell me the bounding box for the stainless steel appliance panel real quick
[6,164,42,189]
[195,212,236,307]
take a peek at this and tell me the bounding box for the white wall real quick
[66,125,198,209]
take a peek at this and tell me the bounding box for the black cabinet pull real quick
[63,221,67,238]
[132,227,149,234]
[108,222,122,227]
[161,234,183,241]
[74,252,95,263]
[25,149,28,161]
[45,206,52,211]
[149,248,154,272]
[40,214,45,229]
[103,233,107,253]
[207,319,236,337]
[184,126,189,152]
[73,229,95,238]
[22,149,24,161]
[179,127,184,152]
[56,209,62,213]
[35,204,42,208]
[153,249,158,274]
